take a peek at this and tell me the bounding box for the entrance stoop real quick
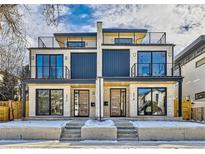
[60,120,86,141]
[114,120,138,141]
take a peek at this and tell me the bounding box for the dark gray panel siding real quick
[71,53,97,79]
[103,50,130,77]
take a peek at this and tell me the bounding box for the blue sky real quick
[61,5,95,29]
[24,4,205,55]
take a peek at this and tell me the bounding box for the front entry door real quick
[110,88,126,117]
[74,90,89,117]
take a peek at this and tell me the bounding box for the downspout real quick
[22,81,26,119]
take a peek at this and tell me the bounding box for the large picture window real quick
[36,89,63,116]
[138,88,166,116]
[138,51,166,76]
[36,54,63,79]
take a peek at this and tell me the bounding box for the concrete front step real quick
[118,129,137,133]
[63,129,81,134]
[118,133,137,138]
[65,126,82,129]
[60,137,81,141]
[118,137,138,141]
[61,133,81,138]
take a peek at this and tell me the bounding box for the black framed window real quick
[115,38,132,45]
[195,91,205,100]
[36,54,63,79]
[138,51,166,76]
[36,89,63,116]
[67,41,85,48]
[138,87,166,116]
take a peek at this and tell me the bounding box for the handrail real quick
[131,63,181,77]
[26,66,71,79]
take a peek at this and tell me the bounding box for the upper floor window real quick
[36,54,63,79]
[67,41,85,48]
[196,57,205,68]
[138,51,166,76]
[114,38,132,45]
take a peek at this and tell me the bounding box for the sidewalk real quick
[1,140,205,148]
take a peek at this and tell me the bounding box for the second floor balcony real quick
[131,63,181,77]
[28,66,70,80]
[26,63,181,80]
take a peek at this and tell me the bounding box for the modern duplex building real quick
[175,35,205,107]
[22,21,183,118]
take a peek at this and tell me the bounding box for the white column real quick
[95,77,104,119]
[97,21,103,77]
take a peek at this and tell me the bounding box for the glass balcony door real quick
[36,54,63,79]
[138,51,166,76]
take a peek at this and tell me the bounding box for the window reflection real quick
[36,55,63,79]
[138,88,166,116]
[36,89,63,116]
[138,51,166,76]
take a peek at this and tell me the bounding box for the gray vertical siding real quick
[103,50,130,77]
[71,53,97,79]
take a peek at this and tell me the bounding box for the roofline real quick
[28,47,97,50]
[102,28,148,33]
[54,32,97,37]
[175,35,205,62]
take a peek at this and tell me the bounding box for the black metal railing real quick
[102,32,166,45]
[131,63,181,77]
[38,36,97,48]
[27,66,70,79]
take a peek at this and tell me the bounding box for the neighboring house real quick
[23,21,183,118]
[175,35,205,107]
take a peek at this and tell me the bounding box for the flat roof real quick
[175,35,205,62]
[102,28,147,33]
[54,32,97,37]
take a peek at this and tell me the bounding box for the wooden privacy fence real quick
[191,107,205,121]
[0,100,29,121]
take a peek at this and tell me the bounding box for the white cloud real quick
[90,4,205,56]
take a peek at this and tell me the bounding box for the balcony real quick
[27,66,70,79]
[131,63,181,77]
[102,32,166,45]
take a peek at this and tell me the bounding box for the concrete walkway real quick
[1,140,205,148]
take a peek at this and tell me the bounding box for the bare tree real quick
[0,4,64,100]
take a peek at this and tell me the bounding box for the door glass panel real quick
[138,88,152,115]
[43,55,49,78]
[138,52,151,76]
[57,55,63,78]
[152,88,166,115]
[37,90,49,115]
[51,90,63,115]
[50,55,56,79]
[36,55,43,78]
[152,52,166,76]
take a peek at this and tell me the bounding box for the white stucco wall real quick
[180,52,205,101]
